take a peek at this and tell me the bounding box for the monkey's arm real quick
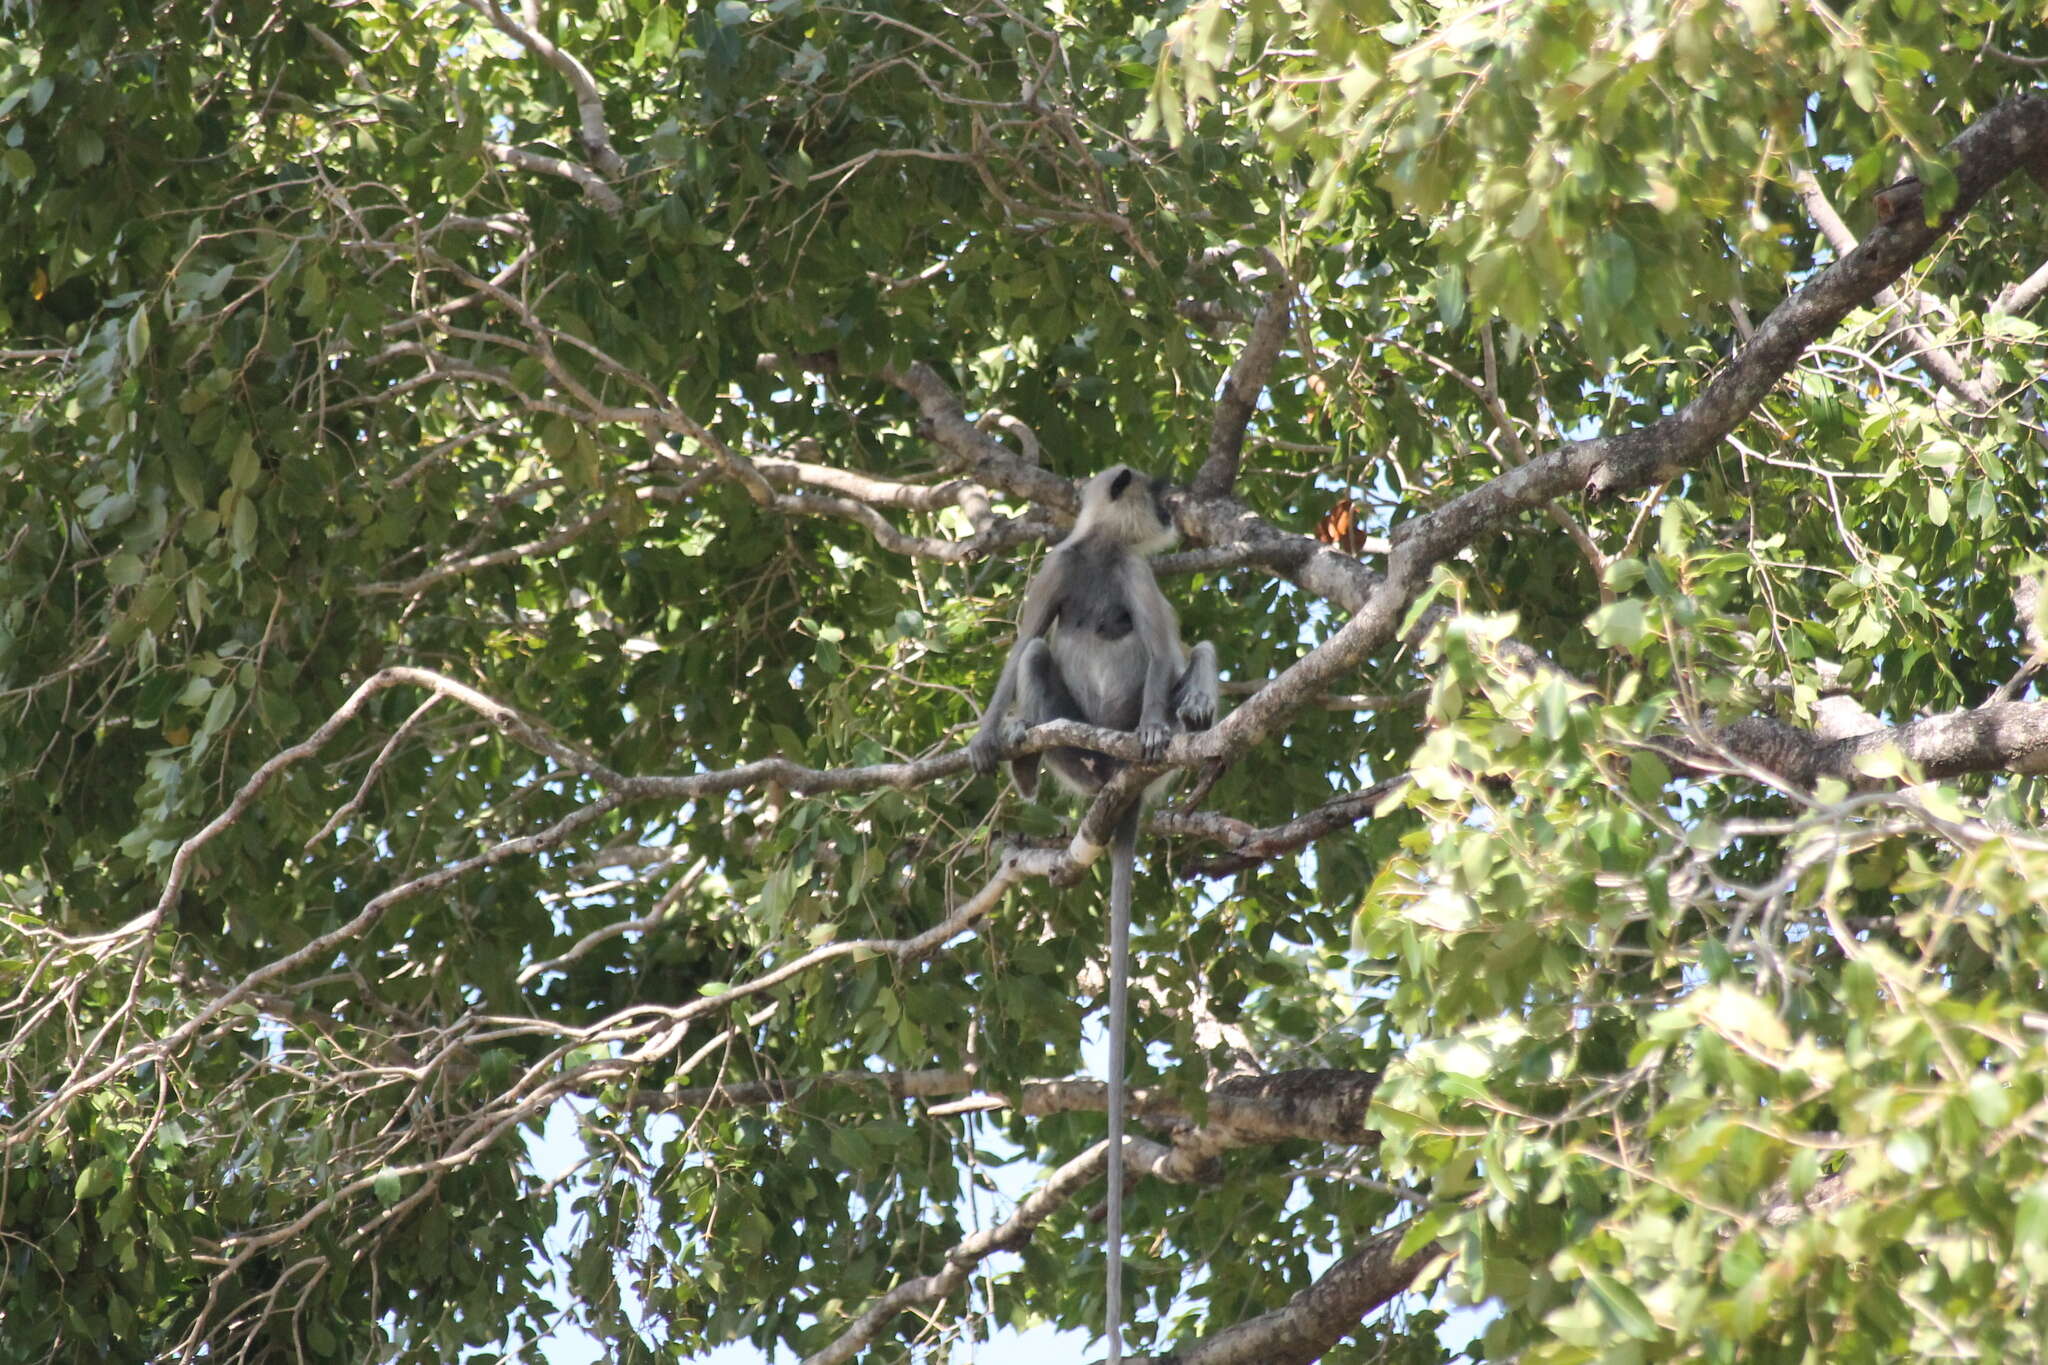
[1130,566,1181,761]
[968,553,1068,775]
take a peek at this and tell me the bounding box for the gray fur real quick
[967,463,1221,1365]
[967,464,1218,793]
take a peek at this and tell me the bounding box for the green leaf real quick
[1628,750,1670,803]
[1885,1130,1930,1175]
[228,431,260,490]
[231,493,258,558]
[1591,599,1649,650]
[1585,1272,1659,1340]
[105,552,145,588]
[202,681,237,736]
[2017,1182,2048,1251]
[125,307,151,366]
[1926,482,1949,526]
[74,1158,118,1200]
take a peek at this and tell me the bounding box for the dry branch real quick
[482,142,623,214]
[1995,257,2048,317]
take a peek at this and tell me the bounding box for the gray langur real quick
[968,464,1219,1365]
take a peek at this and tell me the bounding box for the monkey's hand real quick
[968,716,1023,776]
[1135,719,1171,762]
[1176,689,1216,731]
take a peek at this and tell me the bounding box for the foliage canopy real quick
[3,2,2047,1363]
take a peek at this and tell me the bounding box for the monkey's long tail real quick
[1103,805,1141,1365]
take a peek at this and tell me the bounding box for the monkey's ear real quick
[1109,468,1134,500]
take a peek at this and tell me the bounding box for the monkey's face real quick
[1081,464,1179,555]
[1145,473,1172,530]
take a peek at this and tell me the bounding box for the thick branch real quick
[1175,486,1385,613]
[883,361,1074,508]
[1169,1223,1445,1365]
[769,488,1042,563]
[1589,97,2048,495]
[1704,699,2048,787]
[877,358,1385,611]
[1993,573,2047,703]
[643,1067,1382,1156]
[1390,95,2048,555]
[1211,83,2048,793]
[754,455,977,509]
[1793,168,1996,410]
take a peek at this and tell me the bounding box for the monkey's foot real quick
[969,716,1031,775]
[1135,720,1170,762]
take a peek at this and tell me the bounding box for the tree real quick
[2,1,2046,1360]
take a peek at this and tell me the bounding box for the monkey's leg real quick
[1172,640,1219,731]
[1014,637,1099,798]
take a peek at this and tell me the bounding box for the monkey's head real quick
[1077,464,1179,556]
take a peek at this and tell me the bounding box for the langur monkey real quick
[969,464,1219,1365]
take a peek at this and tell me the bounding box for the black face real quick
[1148,474,1171,527]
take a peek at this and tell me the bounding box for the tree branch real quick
[1575,96,2048,497]
[793,1069,1386,1364]
[1183,777,1410,877]
[1697,699,2048,788]
[1381,95,2048,573]
[1169,1222,1446,1365]
[1263,98,2048,779]
[1793,167,2004,415]
[873,355,1389,614]
[482,142,623,214]
[1994,256,2048,317]
[358,500,617,596]
[1195,268,1292,497]
[641,1067,1382,1154]
[800,1138,1115,1365]
[462,0,628,179]
[883,360,1075,508]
